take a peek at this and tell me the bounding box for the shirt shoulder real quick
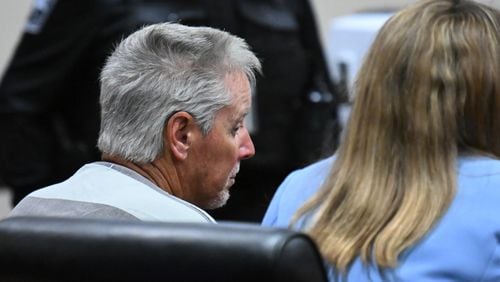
[391,156,500,281]
[262,156,334,227]
[16,163,215,223]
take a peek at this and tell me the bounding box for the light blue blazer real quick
[262,156,500,281]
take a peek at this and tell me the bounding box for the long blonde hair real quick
[294,0,500,272]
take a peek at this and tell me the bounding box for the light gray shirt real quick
[9,162,216,223]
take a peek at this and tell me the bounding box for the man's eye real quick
[232,124,243,135]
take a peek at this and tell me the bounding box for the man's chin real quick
[204,189,230,210]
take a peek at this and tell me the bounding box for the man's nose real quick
[239,128,255,160]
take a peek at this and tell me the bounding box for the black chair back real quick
[0,217,327,282]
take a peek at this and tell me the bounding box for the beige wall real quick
[311,0,414,45]
[0,0,412,95]
[311,0,500,45]
[3,0,500,78]
[0,0,30,218]
[0,0,430,79]
[0,0,31,81]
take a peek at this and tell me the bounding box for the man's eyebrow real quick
[233,107,249,120]
[237,110,250,121]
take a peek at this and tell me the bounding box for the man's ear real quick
[165,111,197,160]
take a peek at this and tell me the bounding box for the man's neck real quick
[101,154,181,196]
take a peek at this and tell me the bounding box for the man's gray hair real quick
[98,23,261,162]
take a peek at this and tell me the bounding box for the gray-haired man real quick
[9,23,261,223]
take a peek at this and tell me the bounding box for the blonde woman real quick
[262,0,500,280]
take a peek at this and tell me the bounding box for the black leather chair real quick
[0,217,327,282]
